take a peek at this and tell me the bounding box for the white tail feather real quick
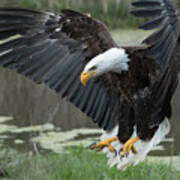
[100,118,170,169]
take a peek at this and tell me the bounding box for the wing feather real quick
[132,0,161,7]
[131,0,180,70]
[0,8,123,131]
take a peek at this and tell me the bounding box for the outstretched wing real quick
[131,0,179,137]
[131,0,180,70]
[0,8,127,131]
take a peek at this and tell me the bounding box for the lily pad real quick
[14,139,24,144]
[31,128,102,153]
[9,123,55,133]
[0,124,17,133]
[0,116,13,123]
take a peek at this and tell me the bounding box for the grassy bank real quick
[1,146,179,180]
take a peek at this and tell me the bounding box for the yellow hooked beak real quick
[80,71,97,85]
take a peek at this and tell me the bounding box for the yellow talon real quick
[131,145,137,154]
[89,136,118,153]
[122,136,139,157]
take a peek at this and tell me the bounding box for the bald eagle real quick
[0,0,179,168]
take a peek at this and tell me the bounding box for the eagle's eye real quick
[89,65,97,71]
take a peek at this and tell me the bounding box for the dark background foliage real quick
[0,0,145,29]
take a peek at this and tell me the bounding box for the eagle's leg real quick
[121,136,139,157]
[89,136,118,154]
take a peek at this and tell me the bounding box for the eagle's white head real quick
[80,48,130,85]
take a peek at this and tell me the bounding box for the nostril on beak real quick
[83,72,87,76]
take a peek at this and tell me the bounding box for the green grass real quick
[1,146,179,180]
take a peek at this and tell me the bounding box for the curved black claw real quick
[114,149,118,157]
[87,142,104,152]
[87,142,97,149]
[119,148,123,155]
[119,149,124,160]
[119,148,127,160]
